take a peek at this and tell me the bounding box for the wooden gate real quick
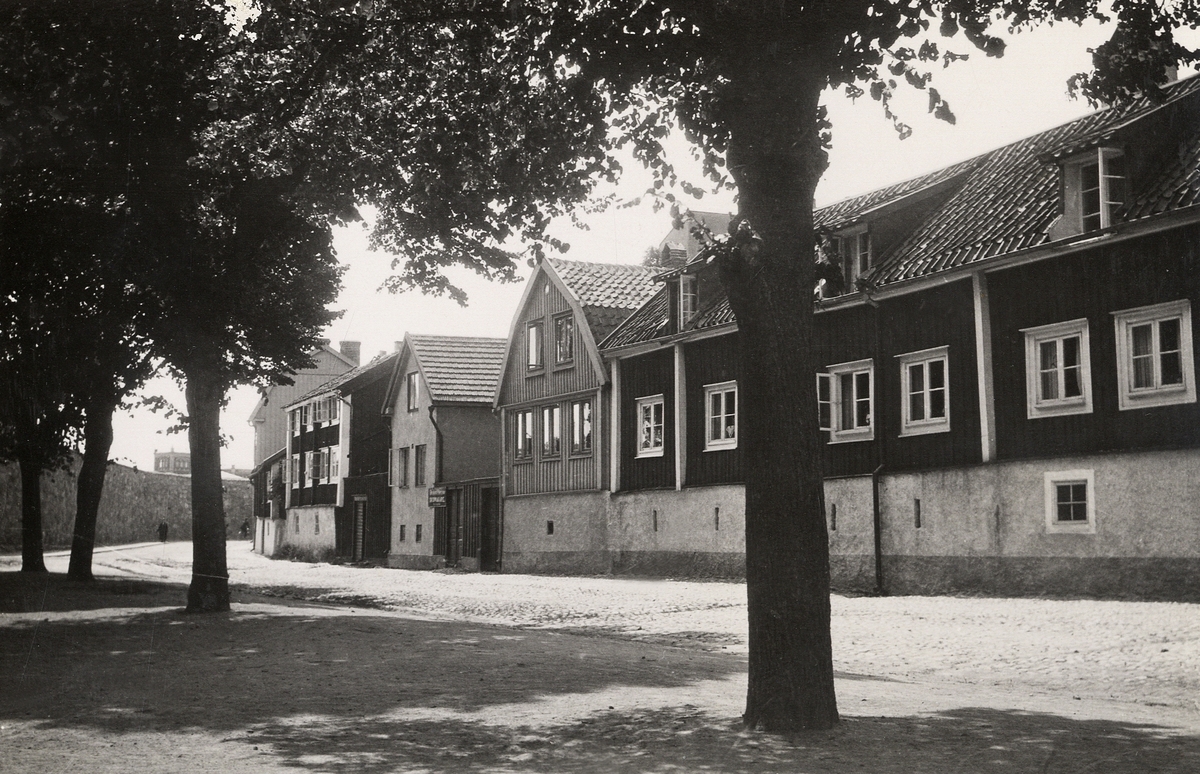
[352,497,367,562]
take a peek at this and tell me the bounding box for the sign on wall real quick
[427,486,447,508]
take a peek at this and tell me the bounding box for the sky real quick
[107,18,1199,473]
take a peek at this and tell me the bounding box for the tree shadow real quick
[0,571,187,613]
[246,706,1200,773]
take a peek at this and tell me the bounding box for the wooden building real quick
[494,257,660,573]
[281,352,399,560]
[385,334,505,571]
[588,76,1200,598]
[248,340,358,554]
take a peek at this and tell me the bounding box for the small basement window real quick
[1044,469,1096,534]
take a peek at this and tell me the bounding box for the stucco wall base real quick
[877,555,1200,601]
[502,550,615,576]
[387,554,445,571]
[829,554,878,594]
[611,550,744,578]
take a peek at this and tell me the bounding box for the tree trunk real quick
[184,366,230,612]
[68,396,117,581]
[19,451,47,573]
[721,60,838,731]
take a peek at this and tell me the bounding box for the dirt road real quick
[2,542,1198,772]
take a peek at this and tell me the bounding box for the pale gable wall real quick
[389,351,439,560]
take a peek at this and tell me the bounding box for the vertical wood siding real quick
[620,349,676,490]
[684,335,742,485]
[813,303,878,477]
[989,227,1200,459]
[499,272,601,406]
[507,398,599,494]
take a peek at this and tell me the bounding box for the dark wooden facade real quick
[290,421,339,507]
[620,348,675,490]
[989,225,1200,460]
[685,334,743,485]
[334,371,393,560]
[433,478,501,571]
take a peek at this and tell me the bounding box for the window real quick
[399,524,406,542]
[406,371,420,412]
[290,454,299,486]
[315,398,328,424]
[898,347,950,435]
[554,314,574,364]
[289,410,298,435]
[541,405,562,457]
[680,275,698,326]
[1113,300,1196,410]
[327,396,339,422]
[1022,319,1092,419]
[514,410,534,461]
[414,444,427,487]
[1044,469,1096,533]
[838,229,871,292]
[570,399,593,455]
[527,321,544,371]
[389,447,409,488]
[827,359,874,443]
[314,512,320,534]
[294,512,300,533]
[329,447,339,480]
[635,395,665,457]
[1079,149,1125,231]
[816,373,832,432]
[300,403,310,428]
[415,524,423,543]
[704,381,738,451]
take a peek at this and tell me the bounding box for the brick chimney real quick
[339,340,361,366]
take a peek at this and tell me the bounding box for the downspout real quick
[868,289,887,596]
[427,405,443,484]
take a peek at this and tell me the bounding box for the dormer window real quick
[836,228,871,293]
[680,275,698,326]
[1080,149,1125,231]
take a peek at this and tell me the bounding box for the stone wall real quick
[0,457,252,549]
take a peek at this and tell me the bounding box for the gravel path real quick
[9,541,1197,712]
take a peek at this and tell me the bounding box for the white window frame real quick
[816,373,832,432]
[897,346,950,436]
[327,396,340,423]
[1077,148,1125,232]
[514,409,534,461]
[1044,469,1097,534]
[541,404,562,458]
[703,380,738,451]
[314,398,327,425]
[328,447,339,481]
[289,409,298,435]
[300,403,310,428]
[527,321,544,371]
[1113,300,1196,411]
[635,394,665,458]
[406,371,420,412]
[553,313,574,365]
[1022,318,1093,419]
[837,227,871,292]
[570,399,593,456]
[289,454,298,486]
[680,275,698,326]
[827,358,874,444]
[390,447,409,487]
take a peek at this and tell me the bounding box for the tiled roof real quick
[288,352,399,407]
[873,75,1200,284]
[546,257,659,342]
[602,76,1200,350]
[408,335,506,404]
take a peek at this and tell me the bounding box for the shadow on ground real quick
[0,571,187,613]
[246,706,1200,774]
[3,573,1198,773]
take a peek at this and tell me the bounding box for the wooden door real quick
[480,487,500,572]
[446,489,462,565]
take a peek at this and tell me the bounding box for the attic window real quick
[1078,148,1126,231]
[836,228,871,293]
[680,275,698,326]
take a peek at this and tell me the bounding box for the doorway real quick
[480,487,500,572]
[352,497,367,562]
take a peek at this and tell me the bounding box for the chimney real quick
[339,340,361,366]
[394,340,403,353]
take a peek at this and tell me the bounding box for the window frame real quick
[827,358,874,444]
[414,444,427,487]
[897,346,951,436]
[1112,300,1196,411]
[1022,318,1093,419]
[388,447,410,488]
[541,404,562,458]
[526,320,544,372]
[1044,469,1097,534]
[680,275,698,327]
[837,227,871,293]
[635,394,665,458]
[1077,147,1126,232]
[703,380,738,451]
[513,409,534,462]
[816,373,832,432]
[570,399,593,456]
[406,371,420,412]
[553,313,574,366]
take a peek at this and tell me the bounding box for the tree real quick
[1,0,344,607]
[220,0,1197,729]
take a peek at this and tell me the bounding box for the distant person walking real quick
[157,521,169,543]
[239,520,250,540]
